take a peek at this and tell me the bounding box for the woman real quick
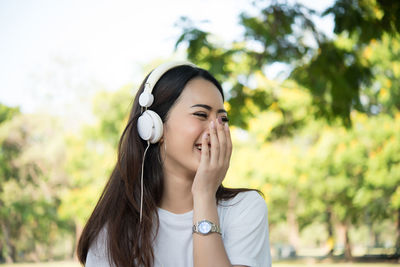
[77,61,271,267]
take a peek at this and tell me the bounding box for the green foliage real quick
[0,84,133,262]
[0,104,19,124]
[225,87,400,247]
[0,113,69,261]
[175,0,400,126]
[58,85,131,226]
[292,41,372,126]
[240,2,319,64]
[91,85,133,146]
[364,35,400,115]
[326,0,400,42]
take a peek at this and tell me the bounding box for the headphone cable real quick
[140,140,151,224]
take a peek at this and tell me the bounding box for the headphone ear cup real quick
[147,110,163,143]
[139,91,154,107]
[137,110,163,144]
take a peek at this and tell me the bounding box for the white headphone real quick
[137,61,197,144]
[137,61,197,223]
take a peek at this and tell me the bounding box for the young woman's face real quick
[161,77,228,178]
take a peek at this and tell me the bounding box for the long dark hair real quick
[77,64,262,267]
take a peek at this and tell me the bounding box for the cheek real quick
[185,118,206,137]
[167,118,204,143]
[181,126,203,145]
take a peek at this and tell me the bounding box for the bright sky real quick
[0,0,333,124]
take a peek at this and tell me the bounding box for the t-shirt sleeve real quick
[222,191,271,267]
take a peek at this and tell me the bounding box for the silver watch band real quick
[193,220,222,235]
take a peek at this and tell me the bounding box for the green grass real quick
[274,263,396,267]
[274,259,398,267]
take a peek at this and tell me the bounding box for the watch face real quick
[198,221,212,234]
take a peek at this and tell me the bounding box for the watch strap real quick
[192,220,222,235]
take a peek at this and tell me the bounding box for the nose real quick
[202,116,218,138]
[208,113,219,123]
[202,119,213,138]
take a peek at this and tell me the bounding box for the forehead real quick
[177,78,224,107]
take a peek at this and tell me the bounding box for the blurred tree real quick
[0,104,19,124]
[224,90,400,259]
[58,85,132,257]
[357,113,400,255]
[0,111,68,262]
[175,0,400,127]
[224,78,314,251]
[0,104,20,263]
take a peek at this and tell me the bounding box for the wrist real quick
[192,191,216,203]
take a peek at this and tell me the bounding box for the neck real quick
[159,168,194,214]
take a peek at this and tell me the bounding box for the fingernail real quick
[224,122,229,130]
[210,121,215,129]
[203,133,208,139]
[217,117,223,124]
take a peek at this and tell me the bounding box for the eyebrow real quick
[190,104,227,114]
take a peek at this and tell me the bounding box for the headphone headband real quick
[139,61,197,108]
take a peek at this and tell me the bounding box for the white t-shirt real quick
[86,190,271,267]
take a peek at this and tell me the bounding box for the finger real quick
[224,121,232,161]
[209,120,220,165]
[216,117,227,165]
[201,132,210,163]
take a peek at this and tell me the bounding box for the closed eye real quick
[193,112,207,119]
[193,112,229,122]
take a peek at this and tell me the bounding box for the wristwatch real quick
[193,220,222,235]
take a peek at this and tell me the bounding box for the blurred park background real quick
[1,0,400,265]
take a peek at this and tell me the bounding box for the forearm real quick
[192,194,232,267]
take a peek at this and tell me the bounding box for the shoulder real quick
[237,190,266,206]
[219,190,267,212]
[219,190,268,225]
